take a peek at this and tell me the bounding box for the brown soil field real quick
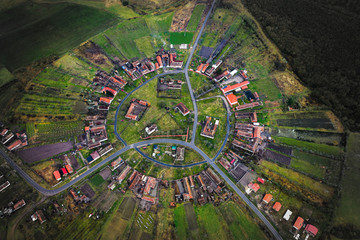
[81,183,96,199]
[17,141,73,163]
[32,159,58,185]
[73,41,113,70]
[99,167,112,180]
[170,0,196,32]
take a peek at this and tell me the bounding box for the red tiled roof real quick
[249,182,260,192]
[102,87,117,96]
[293,217,304,230]
[155,63,159,69]
[61,168,68,175]
[221,81,250,94]
[99,97,112,104]
[273,202,282,212]
[263,193,272,204]
[65,165,73,174]
[156,56,163,67]
[197,64,204,72]
[226,93,238,105]
[305,224,318,236]
[257,177,264,184]
[201,63,209,73]
[53,171,61,180]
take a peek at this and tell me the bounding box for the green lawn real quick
[53,54,97,81]
[170,32,194,45]
[290,158,325,179]
[219,201,268,239]
[90,174,105,187]
[0,2,117,71]
[187,4,205,32]
[134,36,155,58]
[173,205,188,240]
[195,203,228,240]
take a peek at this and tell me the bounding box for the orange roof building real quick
[102,87,117,96]
[201,63,209,73]
[272,202,282,212]
[226,93,238,105]
[99,97,112,104]
[53,171,61,181]
[262,193,272,204]
[65,165,73,174]
[221,81,250,94]
[156,56,163,68]
[196,64,204,72]
[248,182,260,192]
[293,217,304,230]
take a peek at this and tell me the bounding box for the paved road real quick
[184,0,217,144]
[0,0,283,238]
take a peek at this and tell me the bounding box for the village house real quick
[116,165,131,184]
[31,210,46,224]
[0,181,10,192]
[145,124,158,136]
[175,147,185,161]
[283,209,293,221]
[200,117,219,139]
[272,202,282,212]
[262,193,273,204]
[236,101,261,111]
[235,112,258,123]
[305,224,318,237]
[221,81,250,94]
[246,182,260,194]
[13,199,26,211]
[53,170,61,181]
[175,102,190,116]
[293,216,304,230]
[125,99,149,120]
[110,157,123,170]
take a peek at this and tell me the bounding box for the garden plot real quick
[268,143,292,155]
[17,141,73,163]
[73,41,114,72]
[263,149,291,166]
[272,128,345,146]
[53,54,97,81]
[136,211,155,232]
[26,121,84,144]
[118,197,137,220]
[81,183,95,199]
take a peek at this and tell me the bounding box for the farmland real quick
[186,4,205,32]
[334,132,360,236]
[17,141,73,163]
[0,2,118,71]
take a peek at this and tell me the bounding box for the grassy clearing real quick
[90,174,105,187]
[173,204,188,240]
[273,136,343,157]
[187,4,205,32]
[0,67,14,87]
[117,74,193,144]
[170,32,194,45]
[195,98,227,158]
[219,201,268,239]
[335,132,360,227]
[248,77,281,101]
[134,36,155,58]
[290,158,325,179]
[53,54,96,81]
[195,203,228,240]
[261,160,334,198]
[0,2,117,71]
